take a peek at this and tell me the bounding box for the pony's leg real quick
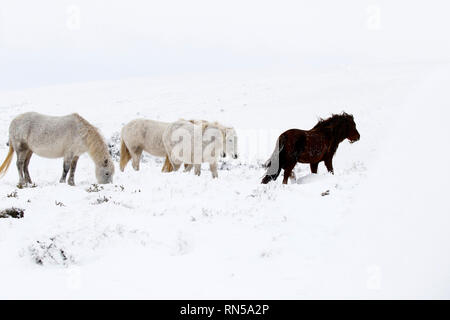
[209,162,218,179]
[15,150,28,187]
[324,157,334,174]
[289,171,296,183]
[23,150,33,184]
[261,162,283,184]
[59,156,73,183]
[194,164,201,176]
[172,162,181,171]
[184,164,193,172]
[162,155,173,172]
[310,162,319,174]
[282,162,297,184]
[68,156,79,186]
[164,156,181,172]
[131,147,143,171]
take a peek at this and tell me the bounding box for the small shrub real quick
[7,190,18,198]
[86,184,104,193]
[0,207,25,219]
[29,237,74,266]
[94,196,110,204]
[107,132,121,162]
[115,185,125,192]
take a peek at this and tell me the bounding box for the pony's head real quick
[95,157,115,184]
[341,113,360,143]
[314,112,360,143]
[224,127,238,159]
[75,114,116,184]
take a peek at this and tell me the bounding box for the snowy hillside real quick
[0,64,449,299]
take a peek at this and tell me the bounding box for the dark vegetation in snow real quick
[107,132,121,162]
[28,237,74,266]
[0,207,25,219]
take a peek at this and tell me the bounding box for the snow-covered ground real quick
[0,63,449,299]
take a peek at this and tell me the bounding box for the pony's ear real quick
[342,111,351,117]
[344,112,353,119]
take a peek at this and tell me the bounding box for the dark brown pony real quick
[261,113,360,184]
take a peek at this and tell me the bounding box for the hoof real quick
[17,181,29,189]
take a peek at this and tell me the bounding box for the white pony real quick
[162,119,238,178]
[0,112,115,187]
[120,118,238,178]
[120,119,170,172]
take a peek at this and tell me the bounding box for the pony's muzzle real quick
[350,134,360,143]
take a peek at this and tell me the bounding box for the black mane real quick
[312,112,354,130]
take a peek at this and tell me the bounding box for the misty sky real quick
[1,0,449,90]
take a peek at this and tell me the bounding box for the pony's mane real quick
[313,112,354,130]
[178,119,234,142]
[73,113,110,164]
[185,119,223,131]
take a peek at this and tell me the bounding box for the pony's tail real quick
[0,144,14,178]
[261,137,284,184]
[119,139,131,172]
[161,155,174,172]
